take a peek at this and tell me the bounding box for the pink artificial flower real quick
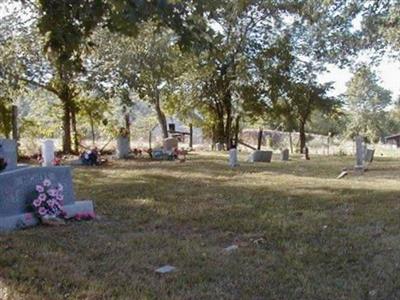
[75,213,82,221]
[43,179,51,187]
[56,195,64,203]
[48,189,57,197]
[47,200,55,207]
[38,193,46,201]
[33,199,41,207]
[58,183,64,191]
[38,207,48,216]
[36,185,44,193]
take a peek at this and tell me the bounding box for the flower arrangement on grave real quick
[32,179,66,222]
[74,211,96,221]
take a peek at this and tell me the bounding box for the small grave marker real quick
[224,245,238,252]
[155,265,176,274]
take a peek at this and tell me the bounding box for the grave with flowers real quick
[0,139,95,231]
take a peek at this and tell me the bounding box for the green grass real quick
[2,152,400,299]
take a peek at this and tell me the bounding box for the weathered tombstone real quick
[0,139,17,172]
[355,135,364,173]
[281,148,289,161]
[0,141,95,231]
[116,136,130,159]
[215,142,224,151]
[229,148,238,167]
[364,148,375,163]
[42,140,55,167]
[249,150,272,162]
[163,137,178,152]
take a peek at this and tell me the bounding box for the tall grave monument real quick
[0,139,95,231]
[355,135,364,173]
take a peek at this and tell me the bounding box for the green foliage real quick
[344,65,392,142]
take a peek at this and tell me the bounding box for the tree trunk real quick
[289,132,294,154]
[257,128,263,150]
[234,116,240,148]
[71,102,79,154]
[155,103,168,139]
[299,120,306,154]
[189,123,193,149]
[225,115,232,149]
[215,115,225,144]
[89,114,95,146]
[62,99,72,154]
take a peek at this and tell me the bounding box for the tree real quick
[97,24,186,139]
[344,65,392,142]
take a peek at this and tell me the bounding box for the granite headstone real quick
[355,135,364,172]
[0,139,17,172]
[163,137,178,152]
[281,149,289,161]
[249,150,272,163]
[364,148,375,163]
[0,166,94,231]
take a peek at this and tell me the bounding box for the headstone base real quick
[0,200,94,231]
[354,165,364,175]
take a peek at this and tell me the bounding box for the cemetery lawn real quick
[2,152,400,299]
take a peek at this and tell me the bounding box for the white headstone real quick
[116,137,130,159]
[42,140,55,167]
[229,148,238,167]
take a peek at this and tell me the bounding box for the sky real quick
[1,1,399,100]
[318,57,400,99]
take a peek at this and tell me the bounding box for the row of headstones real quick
[229,149,290,167]
[249,149,290,162]
[0,139,56,172]
[116,136,180,159]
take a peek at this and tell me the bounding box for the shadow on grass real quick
[2,156,400,298]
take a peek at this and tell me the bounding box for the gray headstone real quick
[0,166,94,231]
[250,150,272,162]
[281,149,289,161]
[116,137,130,159]
[0,139,17,172]
[215,143,224,151]
[364,148,375,163]
[355,135,364,171]
[163,137,178,152]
